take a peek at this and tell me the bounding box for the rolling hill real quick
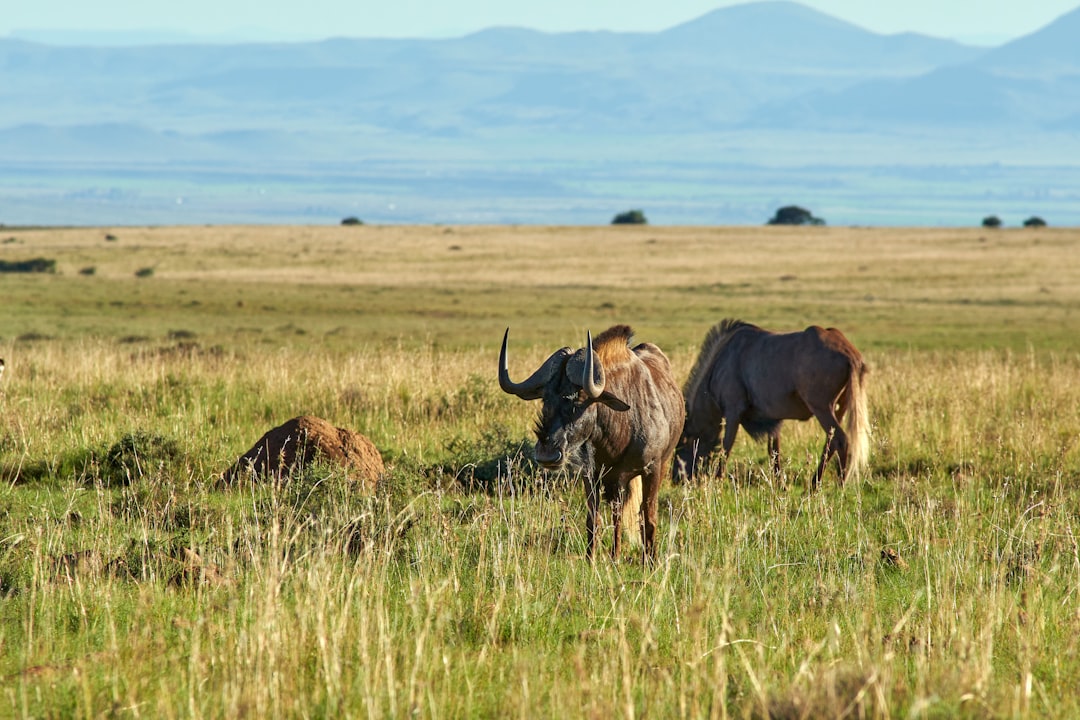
[1,0,1079,226]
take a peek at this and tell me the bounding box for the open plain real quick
[2,224,1079,717]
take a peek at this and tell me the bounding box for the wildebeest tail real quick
[620,475,643,546]
[843,361,870,481]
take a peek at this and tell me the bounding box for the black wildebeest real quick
[499,325,685,561]
[674,319,869,489]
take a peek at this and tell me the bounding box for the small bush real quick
[341,216,364,226]
[767,206,825,226]
[612,209,647,225]
[101,431,184,486]
[15,332,54,342]
[0,257,56,273]
[79,266,97,276]
[1023,216,1047,228]
[135,267,155,278]
[442,426,538,493]
[982,215,1002,228]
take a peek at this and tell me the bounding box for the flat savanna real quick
[2,224,1079,718]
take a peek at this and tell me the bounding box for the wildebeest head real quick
[499,329,630,469]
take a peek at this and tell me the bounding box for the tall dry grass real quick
[1,337,1079,717]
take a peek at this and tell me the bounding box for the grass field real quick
[1,224,1079,718]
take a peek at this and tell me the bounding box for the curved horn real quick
[582,330,606,399]
[499,328,570,400]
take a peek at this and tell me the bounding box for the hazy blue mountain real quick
[3,1,1080,226]
[974,5,1080,76]
[746,4,1080,131]
[0,1,988,136]
[643,1,980,73]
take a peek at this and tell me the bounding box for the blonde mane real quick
[592,324,635,365]
[682,319,751,410]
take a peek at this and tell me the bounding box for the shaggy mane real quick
[683,319,754,409]
[592,324,635,365]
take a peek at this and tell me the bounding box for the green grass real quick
[1,225,1079,717]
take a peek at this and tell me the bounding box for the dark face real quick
[672,435,699,482]
[532,370,599,469]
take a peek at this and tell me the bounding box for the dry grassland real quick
[4,224,1079,353]
[1,223,1080,718]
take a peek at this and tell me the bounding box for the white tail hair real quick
[843,364,871,481]
[619,475,644,546]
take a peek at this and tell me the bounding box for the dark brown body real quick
[500,325,685,561]
[675,319,869,489]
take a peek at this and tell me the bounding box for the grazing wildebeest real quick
[499,325,684,561]
[674,319,869,490]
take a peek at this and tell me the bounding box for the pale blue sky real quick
[3,0,1077,46]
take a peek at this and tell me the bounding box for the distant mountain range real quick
[1,0,1079,225]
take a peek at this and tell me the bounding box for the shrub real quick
[101,431,184,486]
[1023,216,1047,228]
[0,257,56,273]
[982,215,1002,228]
[767,206,825,226]
[15,332,53,342]
[612,209,647,225]
[135,267,155,278]
[341,216,364,226]
[79,266,96,276]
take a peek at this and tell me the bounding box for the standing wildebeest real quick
[499,325,684,561]
[674,319,869,490]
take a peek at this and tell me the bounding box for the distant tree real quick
[612,209,647,225]
[982,215,1002,229]
[1023,216,1047,228]
[767,205,825,226]
[341,216,364,226]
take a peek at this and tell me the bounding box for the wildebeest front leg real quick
[768,433,782,476]
[718,416,741,478]
[585,477,602,560]
[610,487,623,561]
[608,472,635,561]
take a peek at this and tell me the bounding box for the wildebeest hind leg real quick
[811,431,850,490]
[833,430,850,483]
[639,469,663,563]
[810,407,846,490]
